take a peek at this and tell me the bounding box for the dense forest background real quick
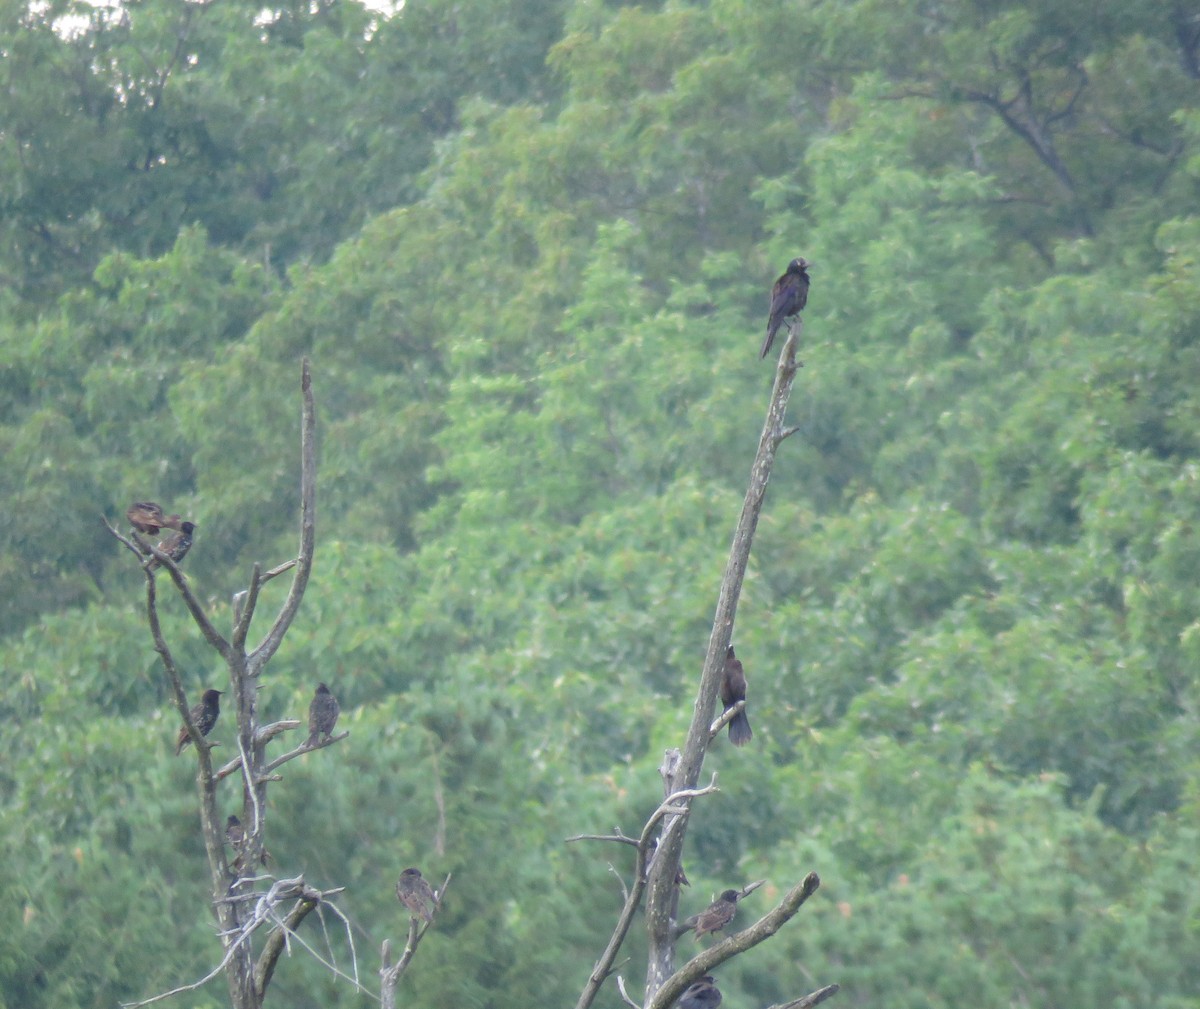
[2,0,1199,1006]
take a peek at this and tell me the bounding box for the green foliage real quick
[2,0,1200,1006]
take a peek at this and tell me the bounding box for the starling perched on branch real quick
[126,501,185,535]
[226,813,269,869]
[306,682,340,746]
[760,257,811,359]
[175,688,222,754]
[396,867,437,923]
[677,976,722,1009]
[719,645,752,747]
[690,889,740,940]
[147,521,196,571]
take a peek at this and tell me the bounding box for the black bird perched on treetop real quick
[306,682,340,747]
[175,688,222,755]
[719,645,752,747]
[396,867,437,923]
[760,257,811,359]
[147,521,197,571]
[690,889,740,940]
[677,976,722,1009]
[126,501,186,535]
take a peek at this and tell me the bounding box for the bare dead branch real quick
[263,730,350,775]
[649,874,822,1009]
[616,975,642,1009]
[254,888,322,997]
[232,564,262,652]
[642,326,807,1001]
[767,984,841,1009]
[707,700,746,741]
[573,775,719,1009]
[250,358,316,670]
[566,832,640,847]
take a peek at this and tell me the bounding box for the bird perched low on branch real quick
[175,688,222,754]
[760,257,811,359]
[126,501,185,535]
[147,521,197,571]
[677,976,722,1009]
[225,813,270,871]
[690,889,740,940]
[396,867,437,923]
[306,682,340,746]
[720,645,752,747]
[225,814,245,850]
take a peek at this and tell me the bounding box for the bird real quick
[175,688,222,754]
[760,257,811,359]
[147,521,197,571]
[225,813,269,869]
[396,867,437,923]
[306,682,340,747]
[691,889,740,940]
[719,645,752,747]
[126,501,185,536]
[677,976,722,1009]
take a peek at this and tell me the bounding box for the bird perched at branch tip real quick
[690,889,740,940]
[396,867,437,923]
[306,682,340,747]
[720,645,752,747]
[175,688,222,754]
[126,501,186,535]
[147,521,197,571]
[677,976,722,1009]
[761,257,811,359]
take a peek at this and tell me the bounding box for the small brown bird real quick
[126,501,185,535]
[148,521,196,571]
[719,645,752,747]
[396,867,437,923]
[175,688,222,754]
[306,682,340,746]
[226,813,269,870]
[677,976,722,1009]
[691,889,740,940]
[760,257,811,359]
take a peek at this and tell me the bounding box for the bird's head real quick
[791,257,811,272]
[180,521,197,534]
[203,688,224,702]
[720,889,740,902]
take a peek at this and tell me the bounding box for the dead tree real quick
[571,323,839,1009]
[105,359,356,1009]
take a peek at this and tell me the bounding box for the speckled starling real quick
[677,976,722,1009]
[761,257,811,359]
[126,501,185,536]
[306,682,340,746]
[396,867,436,923]
[691,889,739,940]
[175,688,222,755]
[148,521,196,571]
[720,646,752,747]
[225,814,245,849]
